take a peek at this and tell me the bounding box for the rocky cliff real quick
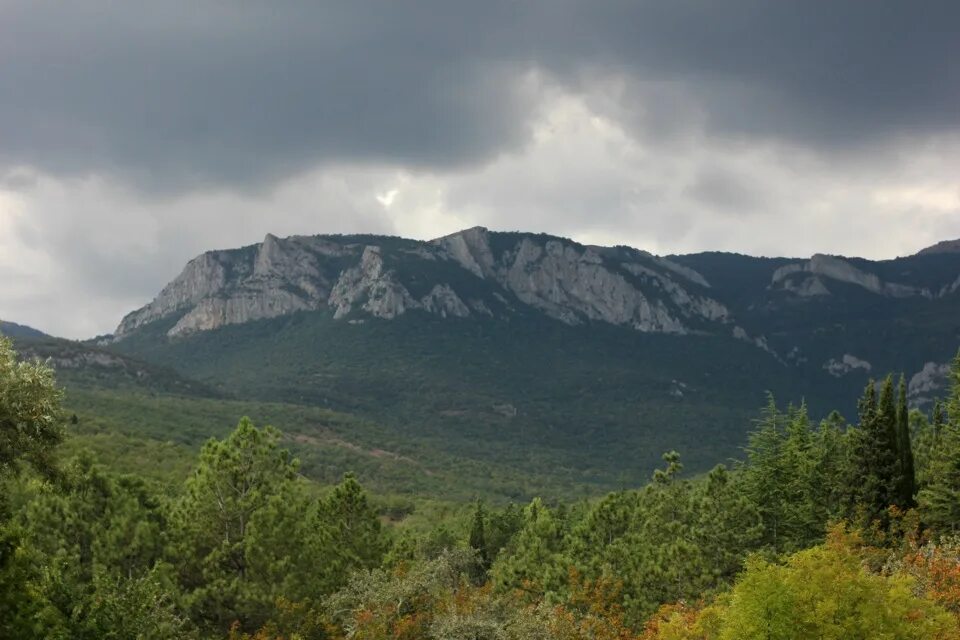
[114,227,733,339]
[112,227,960,380]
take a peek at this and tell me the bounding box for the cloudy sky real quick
[1,1,959,338]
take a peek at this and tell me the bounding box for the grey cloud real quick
[687,166,769,214]
[1,1,957,192]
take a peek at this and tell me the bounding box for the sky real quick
[1,1,959,338]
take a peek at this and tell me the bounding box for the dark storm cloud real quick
[687,166,769,215]
[1,0,957,191]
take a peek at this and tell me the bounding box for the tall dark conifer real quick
[895,375,916,507]
[932,401,946,439]
[918,352,960,533]
[854,378,901,528]
[469,499,490,583]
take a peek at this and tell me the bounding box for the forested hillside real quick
[100,229,960,495]
[3,334,960,638]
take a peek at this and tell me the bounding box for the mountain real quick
[10,332,217,398]
[917,238,960,256]
[101,227,960,498]
[114,227,731,339]
[0,320,48,339]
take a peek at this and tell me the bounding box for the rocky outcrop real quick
[435,230,727,332]
[116,234,353,338]
[420,285,471,318]
[115,227,960,353]
[732,326,777,358]
[434,226,497,279]
[328,246,416,320]
[498,239,686,331]
[772,254,928,298]
[116,252,232,335]
[111,227,746,343]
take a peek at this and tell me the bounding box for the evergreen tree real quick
[741,396,787,549]
[310,472,387,594]
[171,417,302,634]
[919,353,960,533]
[895,374,917,508]
[468,499,490,583]
[491,498,569,600]
[933,400,946,440]
[947,349,960,425]
[853,377,902,529]
[692,464,763,586]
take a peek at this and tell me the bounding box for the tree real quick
[0,455,188,640]
[491,498,569,601]
[310,472,387,595]
[741,396,787,549]
[852,377,903,530]
[469,499,491,584]
[643,527,960,639]
[0,337,67,639]
[895,374,917,508]
[0,335,63,480]
[919,353,960,534]
[171,417,303,634]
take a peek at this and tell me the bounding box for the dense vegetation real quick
[109,310,826,493]
[4,333,960,638]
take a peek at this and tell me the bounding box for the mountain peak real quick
[433,225,490,241]
[0,320,48,339]
[917,238,960,256]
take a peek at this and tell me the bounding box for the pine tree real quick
[947,349,960,425]
[171,417,302,633]
[490,498,568,600]
[312,472,387,593]
[468,499,490,583]
[853,378,902,529]
[933,400,946,438]
[918,352,960,533]
[895,374,916,508]
[741,395,787,549]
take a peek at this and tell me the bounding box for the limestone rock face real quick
[434,230,727,333]
[114,227,737,341]
[420,284,471,318]
[116,252,230,336]
[434,226,497,279]
[772,254,928,298]
[328,246,417,320]
[116,235,354,338]
[500,239,685,331]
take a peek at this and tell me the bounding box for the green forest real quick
[3,333,960,639]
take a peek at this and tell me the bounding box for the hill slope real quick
[102,228,960,496]
[0,320,48,339]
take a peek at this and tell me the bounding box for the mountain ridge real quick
[114,227,959,347]
[82,227,960,495]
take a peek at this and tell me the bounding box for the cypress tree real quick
[895,375,916,507]
[932,401,946,439]
[468,499,490,583]
[854,378,901,528]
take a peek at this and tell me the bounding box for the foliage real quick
[643,527,960,639]
[919,350,960,534]
[5,336,960,637]
[0,335,64,479]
